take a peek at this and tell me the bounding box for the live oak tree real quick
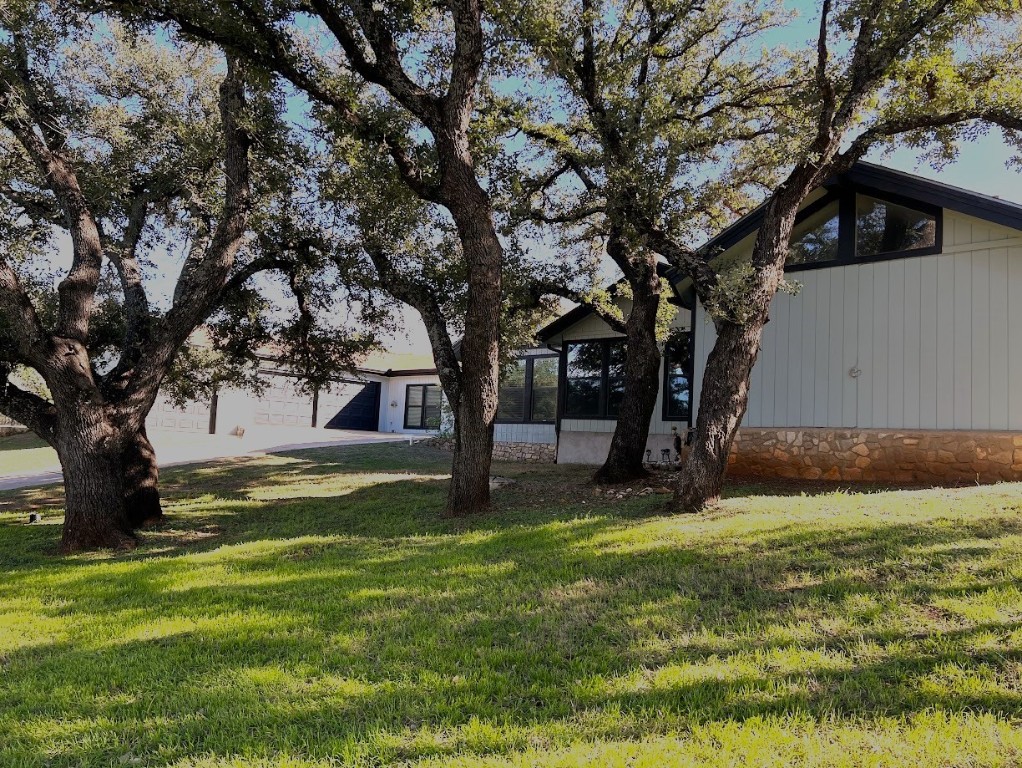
[658,0,1022,509]
[0,7,258,550]
[97,0,518,516]
[499,0,788,483]
[0,8,377,551]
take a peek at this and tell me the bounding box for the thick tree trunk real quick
[441,165,502,517]
[445,400,495,516]
[673,181,808,512]
[55,417,136,553]
[674,317,765,511]
[122,426,163,529]
[595,268,662,484]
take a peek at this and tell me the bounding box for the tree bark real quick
[122,426,163,529]
[594,263,662,484]
[674,317,765,510]
[673,191,799,512]
[54,412,136,553]
[441,177,502,517]
[445,398,495,516]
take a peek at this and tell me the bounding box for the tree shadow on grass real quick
[3,486,1022,765]
[4,445,1022,765]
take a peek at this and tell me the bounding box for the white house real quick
[146,350,444,437]
[494,162,1022,482]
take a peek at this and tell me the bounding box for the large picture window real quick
[530,357,558,422]
[496,355,558,423]
[564,339,626,418]
[404,384,442,430]
[663,330,692,421]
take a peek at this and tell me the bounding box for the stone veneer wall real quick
[427,437,556,463]
[728,428,1022,483]
[492,442,557,463]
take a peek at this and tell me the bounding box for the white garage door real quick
[146,395,211,434]
[253,374,314,427]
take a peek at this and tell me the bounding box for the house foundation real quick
[728,428,1022,484]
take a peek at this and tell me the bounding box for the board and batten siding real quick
[692,211,1022,431]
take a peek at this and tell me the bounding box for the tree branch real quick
[363,245,461,405]
[1,45,105,344]
[0,364,57,441]
[119,56,253,424]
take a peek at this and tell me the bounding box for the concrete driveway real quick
[0,427,419,492]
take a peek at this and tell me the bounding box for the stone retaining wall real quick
[728,428,1022,483]
[426,437,556,463]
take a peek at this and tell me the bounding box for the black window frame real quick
[560,338,627,420]
[403,383,442,430]
[784,188,943,273]
[494,354,559,425]
[662,329,694,425]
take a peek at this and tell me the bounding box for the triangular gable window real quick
[784,192,941,270]
[855,195,937,258]
[787,202,840,266]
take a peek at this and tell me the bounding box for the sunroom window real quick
[564,340,625,418]
[664,330,692,421]
[564,342,604,417]
[496,356,558,423]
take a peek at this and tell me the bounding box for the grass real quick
[2,442,1022,767]
[0,431,56,476]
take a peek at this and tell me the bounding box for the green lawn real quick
[0,431,56,475]
[2,443,1022,767]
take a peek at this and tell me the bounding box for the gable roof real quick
[700,161,1022,259]
[537,162,1022,340]
[536,262,681,342]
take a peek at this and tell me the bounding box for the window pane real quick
[665,331,691,376]
[856,195,936,257]
[787,202,840,265]
[665,331,691,419]
[405,385,424,428]
[407,386,423,409]
[530,358,558,422]
[604,341,627,415]
[424,386,442,429]
[497,360,527,421]
[606,377,625,416]
[607,340,627,378]
[566,343,602,417]
[565,378,600,417]
[667,376,690,418]
[406,406,423,428]
[567,342,602,378]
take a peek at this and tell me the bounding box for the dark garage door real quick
[323,381,381,431]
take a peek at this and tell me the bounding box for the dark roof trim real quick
[536,302,594,342]
[256,352,435,379]
[381,368,438,378]
[843,163,1022,231]
[699,161,1022,259]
